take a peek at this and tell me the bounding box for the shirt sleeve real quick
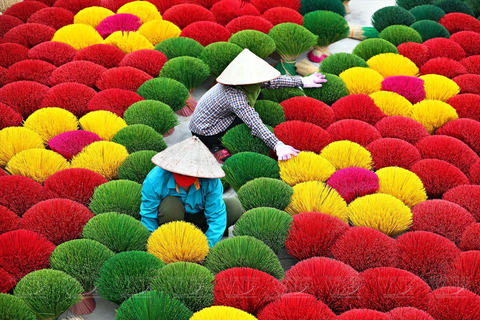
[140,172,161,233]
[203,178,227,247]
[261,75,304,89]
[229,91,280,149]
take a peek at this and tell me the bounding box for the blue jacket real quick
[140,166,226,247]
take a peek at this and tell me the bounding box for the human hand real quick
[275,142,300,161]
[302,72,327,88]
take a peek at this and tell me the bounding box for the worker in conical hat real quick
[140,136,243,247]
[190,48,327,163]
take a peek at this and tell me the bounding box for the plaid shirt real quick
[189,75,304,149]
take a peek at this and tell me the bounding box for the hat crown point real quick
[216,48,281,86]
[150,136,225,178]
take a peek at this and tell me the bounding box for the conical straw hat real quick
[151,136,225,178]
[216,48,281,85]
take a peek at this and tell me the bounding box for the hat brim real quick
[217,74,280,86]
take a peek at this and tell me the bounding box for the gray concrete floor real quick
[59,1,392,318]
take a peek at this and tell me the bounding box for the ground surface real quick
[60,0,394,318]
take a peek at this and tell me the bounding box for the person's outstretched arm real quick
[261,72,327,89]
[229,88,300,160]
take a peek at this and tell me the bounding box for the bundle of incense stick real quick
[348,24,379,40]
[343,0,351,14]
[295,59,320,76]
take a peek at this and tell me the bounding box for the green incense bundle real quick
[268,23,318,75]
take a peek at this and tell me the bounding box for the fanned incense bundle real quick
[279,151,336,186]
[116,291,192,320]
[154,37,204,59]
[71,141,129,180]
[303,10,350,62]
[83,212,150,252]
[352,38,398,61]
[376,167,427,208]
[268,23,317,75]
[349,194,413,236]
[52,24,103,50]
[285,181,349,222]
[229,30,276,59]
[159,56,210,115]
[6,149,70,184]
[147,221,209,264]
[74,6,115,28]
[0,127,44,167]
[79,110,127,141]
[150,262,214,312]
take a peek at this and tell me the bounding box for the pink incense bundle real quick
[49,131,103,161]
[210,0,260,26]
[163,4,216,29]
[226,15,273,34]
[381,76,426,104]
[95,13,142,38]
[262,7,303,25]
[327,167,379,204]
